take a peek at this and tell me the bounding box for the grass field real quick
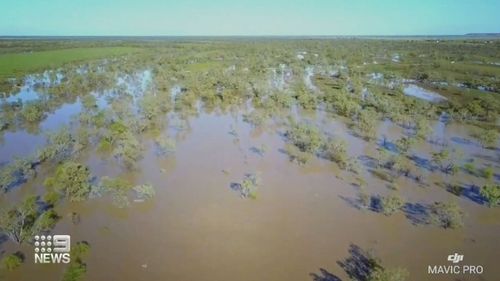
[0,47,141,79]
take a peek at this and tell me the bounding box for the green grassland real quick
[0,47,141,79]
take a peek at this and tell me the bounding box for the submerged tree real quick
[44,161,92,202]
[0,195,59,244]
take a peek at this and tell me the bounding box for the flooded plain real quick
[0,51,499,281]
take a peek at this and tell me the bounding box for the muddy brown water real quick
[1,74,500,281]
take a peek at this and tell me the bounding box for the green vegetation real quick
[0,195,59,244]
[44,161,92,202]
[133,184,156,201]
[285,122,323,154]
[379,194,404,216]
[63,241,91,281]
[0,38,499,278]
[0,47,140,80]
[0,252,24,271]
[429,201,465,229]
[233,173,261,199]
[480,185,500,207]
[323,138,349,169]
[370,267,409,281]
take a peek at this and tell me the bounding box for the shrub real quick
[415,117,431,140]
[232,173,261,199]
[1,252,24,271]
[463,162,476,175]
[370,267,409,281]
[44,162,92,202]
[284,143,312,164]
[396,137,415,154]
[38,127,74,162]
[243,110,267,126]
[155,136,176,156]
[286,122,323,154]
[99,176,133,208]
[323,138,349,169]
[379,194,404,216]
[133,184,156,200]
[480,185,500,207]
[478,129,498,149]
[358,187,371,209]
[429,201,465,229]
[482,166,494,181]
[0,156,36,192]
[357,108,378,140]
[20,102,45,122]
[113,133,143,170]
[63,241,90,281]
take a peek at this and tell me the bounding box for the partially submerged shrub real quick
[113,133,143,170]
[370,267,409,281]
[284,143,312,164]
[463,162,476,175]
[38,127,75,162]
[20,102,45,122]
[155,136,176,156]
[63,241,90,281]
[379,194,404,216]
[285,122,323,154]
[44,161,92,202]
[480,185,500,207]
[243,110,267,127]
[99,176,133,208]
[429,201,465,229]
[1,252,24,271]
[232,173,261,199]
[0,156,36,192]
[133,184,156,201]
[482,166,494,181]
[322,138,349,169]
[477,129,498,149]
[415,117,431,141]
[358,187,371,209]
[356,108,378,140]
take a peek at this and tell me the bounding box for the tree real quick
[44,162,92,202]
[0,195,59,244]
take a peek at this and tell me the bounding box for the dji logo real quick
[447,253,464,264]
[34,235,71,264]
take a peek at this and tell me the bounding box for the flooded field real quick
[0,39,499,281]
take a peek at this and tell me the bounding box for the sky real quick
[1,0,499,36]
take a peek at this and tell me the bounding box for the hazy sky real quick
[1,0,499,36]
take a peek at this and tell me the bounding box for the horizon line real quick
[1,33,499,38]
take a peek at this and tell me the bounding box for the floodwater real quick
[1,69,499,281]
[403,84,447,102]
